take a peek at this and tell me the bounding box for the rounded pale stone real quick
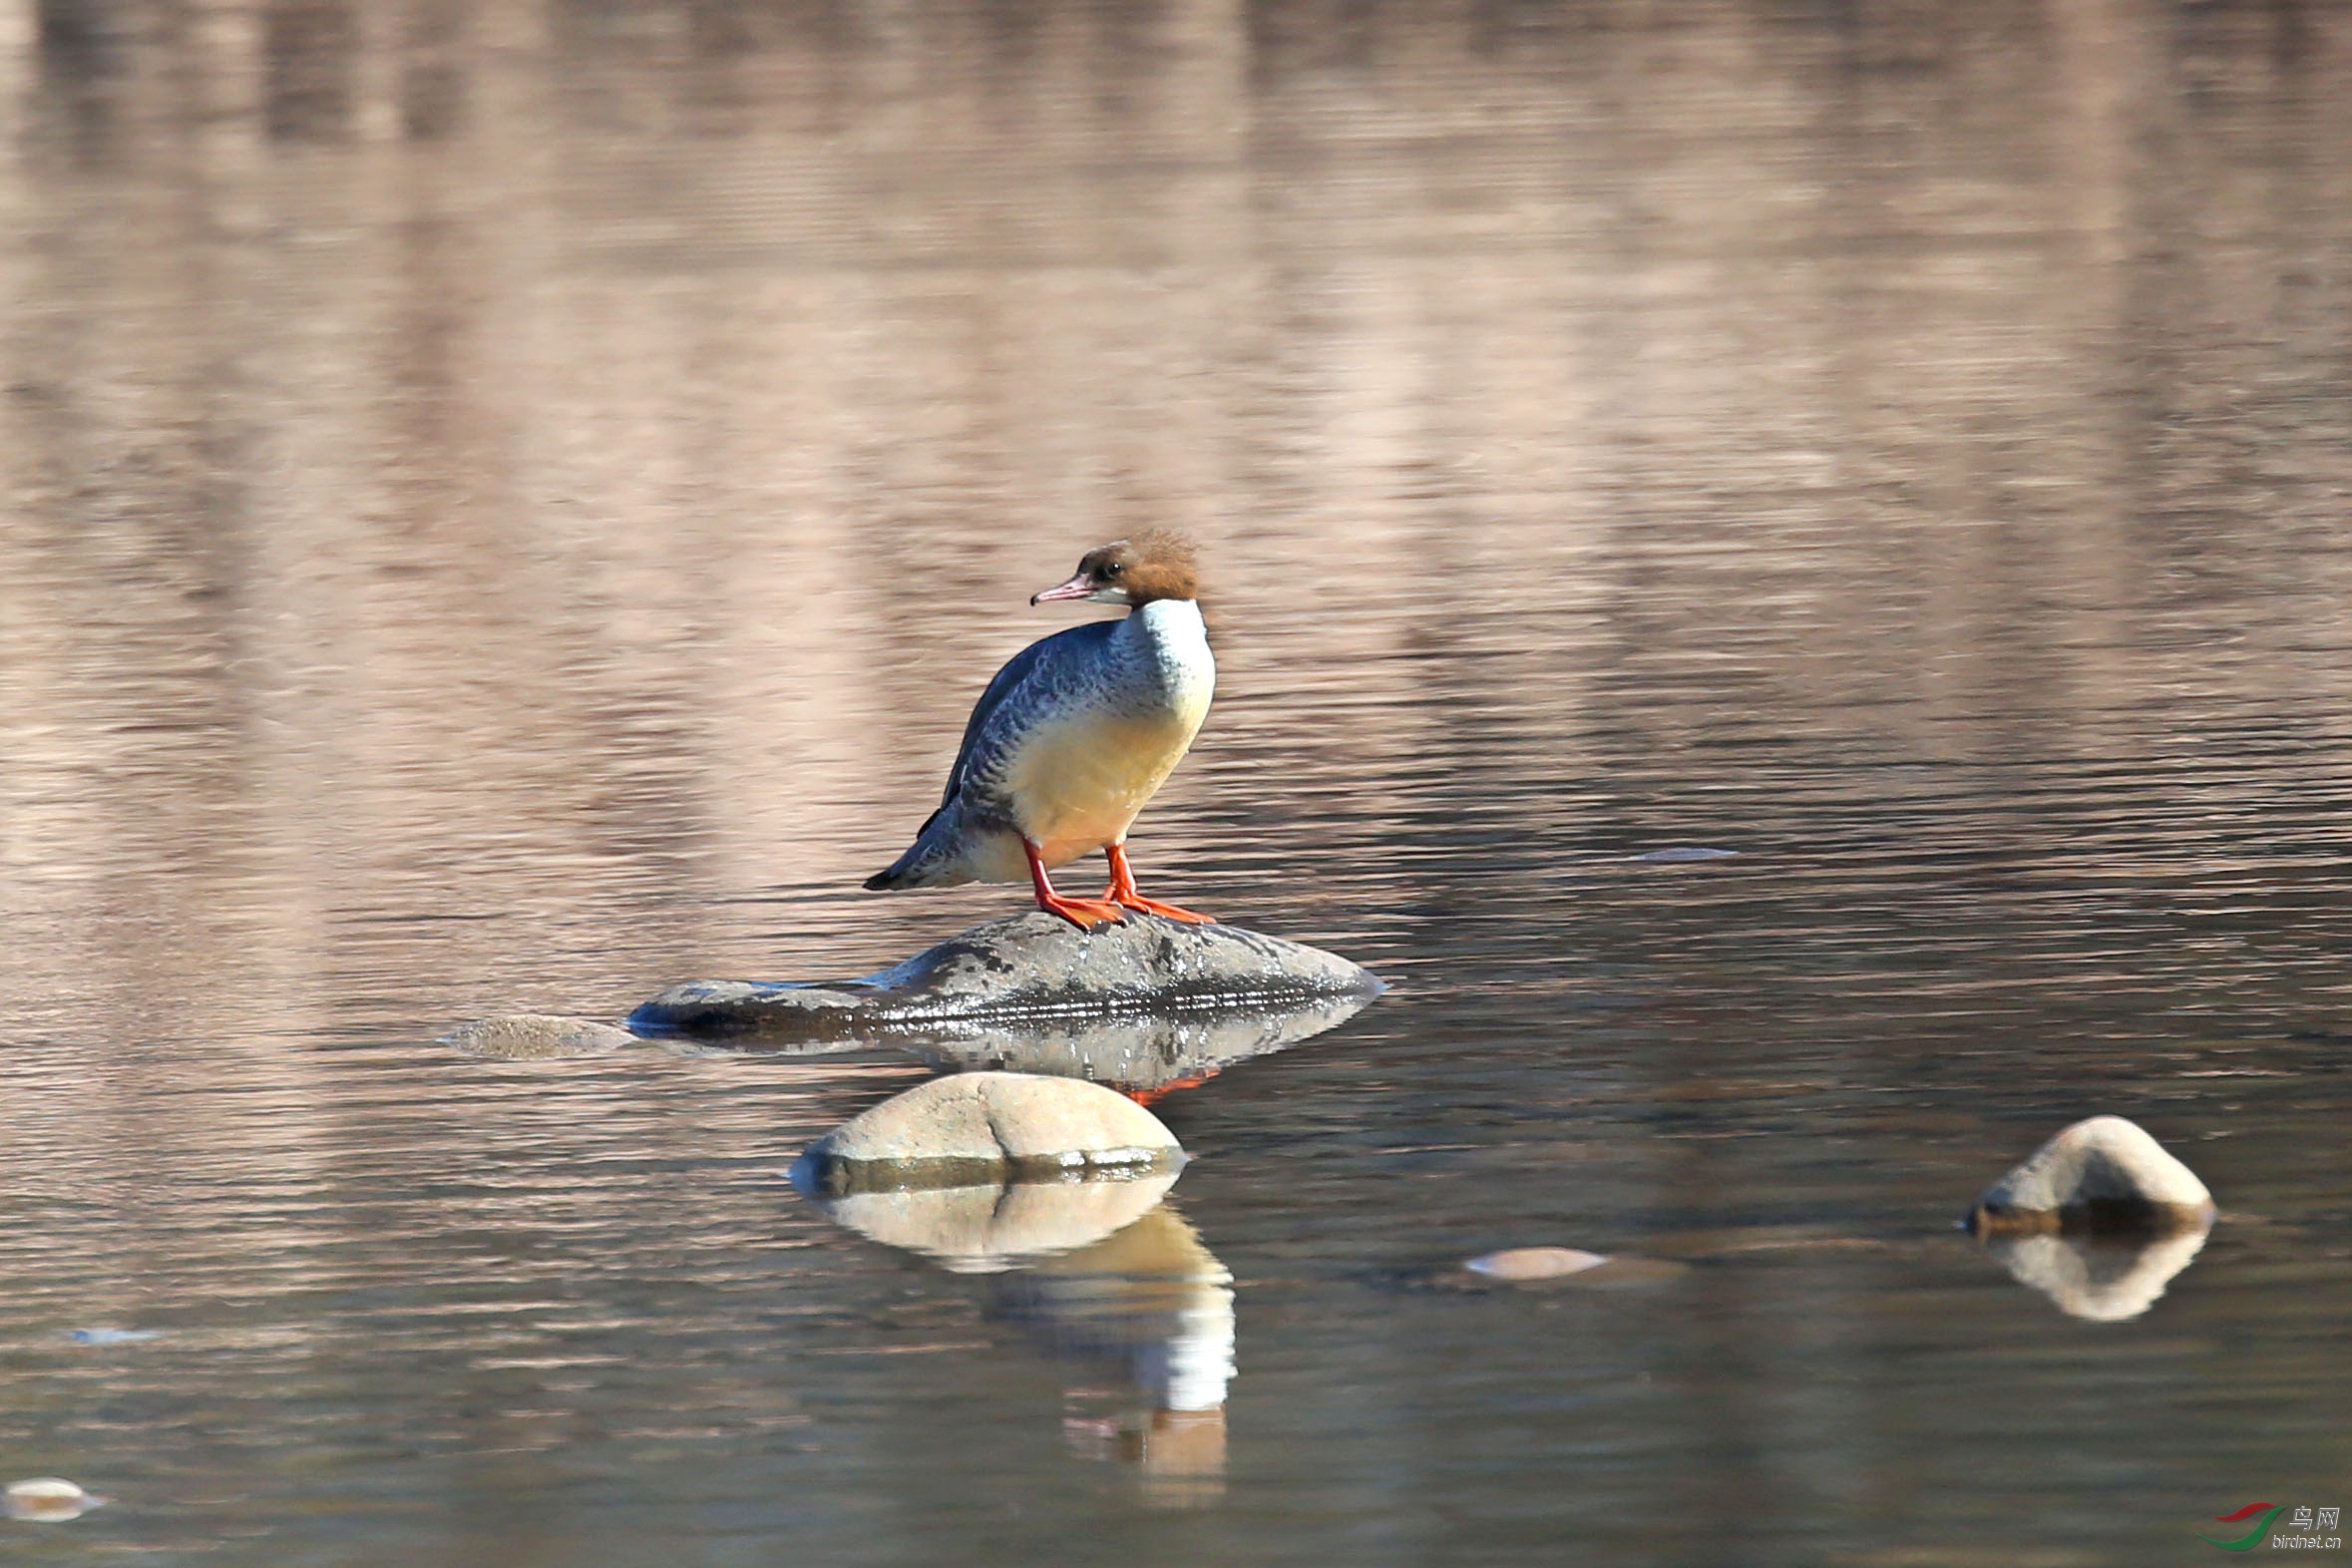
[801,1072,1183,1191]
[1972,1115,2214,1232]
[443,1014,639,1059]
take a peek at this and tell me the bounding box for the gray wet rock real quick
[442,1013,640,1059]
[1968,1115,2215,1234]
[633,987,1375,1091]
[627,911,1381,1043]
[795,1072,1184,1194]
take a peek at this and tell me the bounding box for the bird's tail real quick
[863,809,956,891]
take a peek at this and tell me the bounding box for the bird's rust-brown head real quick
[1030,530,1200,609]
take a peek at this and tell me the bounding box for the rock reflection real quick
[803,1179,1235,1504]
[895,989,1376,1096]
[1978,1221,2214,1323]
[797,1166,1178,1274]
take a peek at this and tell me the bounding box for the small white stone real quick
[1973,1115,2213,1228]
[6,1477,101,1522]
[804,1072,1182,1184]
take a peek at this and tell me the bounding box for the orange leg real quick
[1025,840,1127,931]
[1103,842,1215,924]
[1124,1068,1223,1106]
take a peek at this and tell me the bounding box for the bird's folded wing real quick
[938,621,1110,809]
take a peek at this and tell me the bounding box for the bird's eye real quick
[1101,562,1124,579]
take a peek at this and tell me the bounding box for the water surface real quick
[3,0,2350,1562]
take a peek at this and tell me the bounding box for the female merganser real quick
[864,532,1216,931]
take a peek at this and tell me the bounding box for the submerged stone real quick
[1456,1249,1689,1288]
[1463,1247,1610,1281]
[442,1013,640,1059]
[627,911,1382,1042]
[794,1072,1183,1194]
[1968,1115,2215,1235]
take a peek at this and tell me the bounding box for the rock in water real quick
[794,1072,1184,1194]
[628,910,1382,1042]
[1967,1115,2215,1234]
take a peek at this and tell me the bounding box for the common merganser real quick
[864,532,1216,931]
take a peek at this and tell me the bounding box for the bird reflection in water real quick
[799,1176,1235,1504]
[791,991,1376,1498]
[995,1203,1235,1507]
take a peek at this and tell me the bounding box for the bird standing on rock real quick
[864,532,1217,931]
